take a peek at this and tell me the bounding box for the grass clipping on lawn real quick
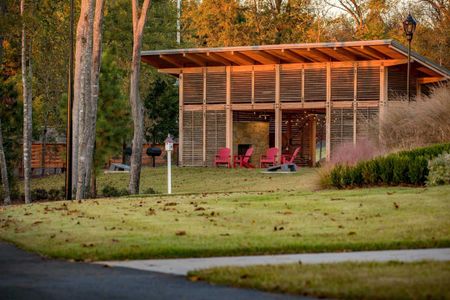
[189,261,450,299]
[0,184,449,261]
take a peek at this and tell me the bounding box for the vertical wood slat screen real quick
[330,108,353,158]
[254,69,275,103]
[205,111,226,166]
[183,73,203,104]
[182,110,203,166]
[231,71,252,103]
[356,107,379,142]
[304,68,326,101]
[331,67,354,101]
[387,65,417,100]
[206,71,226,104]
[280,69,302,102]
[357,67,380,100]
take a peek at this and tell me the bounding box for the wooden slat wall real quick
[357,66,380,100]
[183,73,203,104]
[304,68,326,101]
[231,70,252,103]
[206,70,226,104]
[254,69,276,103]
[387,65,417,100]
[331,67,354,101]
[330,108,353,158]
[182,110,204,166]
[356,107,379,142]
[280,68,302,102]
[205,110,226,166]
[30,144,66,169]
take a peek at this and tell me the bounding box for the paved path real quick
[99,248,450,275]
[0,242,306,300]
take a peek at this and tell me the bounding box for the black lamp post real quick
[402,13,417,102]
[65,0,74,200]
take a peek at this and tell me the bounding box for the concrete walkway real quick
[98,248,450,275]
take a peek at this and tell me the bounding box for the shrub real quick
[101,185,129,197]
[427,153,450,186]
[331,139,383,166]
[143,187,159,195]
[48,188,65,201]
[328,143,450,188]
[379,84,450,150]
[31,189,48,201]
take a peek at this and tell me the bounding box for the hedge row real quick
[329,143,450,188]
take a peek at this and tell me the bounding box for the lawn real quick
[189,261,450,299]
[1,168,449,261]
[27,167,319,194]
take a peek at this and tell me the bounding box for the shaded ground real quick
[0,241,304,300]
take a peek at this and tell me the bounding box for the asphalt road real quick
[0,241,305,300]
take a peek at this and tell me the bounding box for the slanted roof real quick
[141,39,450,80]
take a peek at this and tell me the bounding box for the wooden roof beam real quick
[183,53,207,66]
[358,46,387,59]
[417,76,445,84]
[206,52,233,66]
[317,47,357,61]
[291,48,331,62]
[280,49,309,62]
[230,51,256,65]
[343,47,373,60]
[240,50,280,64]
[159,54,183,68]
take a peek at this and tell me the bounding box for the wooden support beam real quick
[353,64,357,145]
[225,66,233,157]
[281,49,309,62]
[379,65,387,142]
[206,52,233,66]
[159,54,183,67]
[310,116,317,166]
[179,73,184,166]
[325,63,331,161]
[306,48,333,62]
[183,53,207,66]
[202,68,207,166]
[251,67,255,104]
[241,50,280,64]
[357,46,386,59]
[416,76,445,84]
[230,51,256,64]
[275,64,282,163]
[316,47,356,61]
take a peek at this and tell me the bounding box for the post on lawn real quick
[165,134,174,194]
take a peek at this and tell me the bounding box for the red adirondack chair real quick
[260,147,279,168]
[233,147,254,168]
[281,147,301,166]
[214,147,231,168]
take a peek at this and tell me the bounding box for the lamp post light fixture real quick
[402,13,417,102]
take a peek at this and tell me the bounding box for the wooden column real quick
[178,73,184,166]
[310,116,317,166]
[225,66,233,157]
[202,68,206,166]
[325,63,331,162]
[251,66,255,105]
[379,65,387,124]
[275,64,282,163]
[353,64,357,145]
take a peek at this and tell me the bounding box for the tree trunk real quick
[21,0,32,204]
[0,119,11,205]
[74,0,96,200]
[129,0,151,195]
[78,0,104,199]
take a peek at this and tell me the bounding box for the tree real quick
[128,0,151,195]
[144,77,178,144]
[0,119,10,204]
[21,0,33,204]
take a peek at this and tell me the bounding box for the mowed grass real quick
[189,261,450,299]
[27,167,318,194]
[1,171,449,260]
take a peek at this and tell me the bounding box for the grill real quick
[146,147,162,167]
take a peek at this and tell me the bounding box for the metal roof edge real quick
[390,40,450,79]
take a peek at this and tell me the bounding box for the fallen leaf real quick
[393,202,399,209]
[175,230,186,236]
[348,231,356,235]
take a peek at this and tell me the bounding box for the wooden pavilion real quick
[141,40,450,167]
